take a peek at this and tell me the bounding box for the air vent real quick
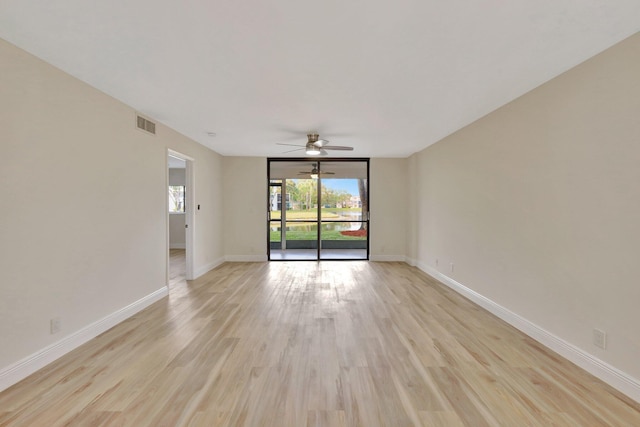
[136,114,156,135]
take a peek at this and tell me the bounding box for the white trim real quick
[225,255,268,263]
[417,263,640,404]
[0,287,168,393]
[370,254,407,262]
[184,159,195,280]
[170,243,186,249]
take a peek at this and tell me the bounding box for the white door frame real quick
[167,149,195,282]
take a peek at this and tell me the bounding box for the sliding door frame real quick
[267,157,370,261]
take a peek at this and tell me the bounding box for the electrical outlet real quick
[593,329,606,349]
[50,317,61,335]
[450,262,454,273]
[435,258,439,267]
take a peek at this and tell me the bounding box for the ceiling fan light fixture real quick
[310,173,319,179]
[305,142,321,155]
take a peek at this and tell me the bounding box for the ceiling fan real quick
[298,162,335,179]
[278,133,354,156]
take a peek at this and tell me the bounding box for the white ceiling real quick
[1,1,638,158]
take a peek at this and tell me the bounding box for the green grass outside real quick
[270,229,366,241]
[270,208,366,241]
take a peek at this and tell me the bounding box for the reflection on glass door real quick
[268,159,369,261]
[268,180,283,251]
[285,177,318,253]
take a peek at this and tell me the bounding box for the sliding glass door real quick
[318,161,368,259]
[268,159,369,261]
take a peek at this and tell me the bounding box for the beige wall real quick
[0,39,224,372]
[370,158,407,260]
[408,33,640,380]
[169,168,186,186]
[169,213,186,248]
[222,157,267,260]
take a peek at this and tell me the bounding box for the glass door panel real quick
[318,161,368,260]
[320,222,368,259]
[268,181,283,251]
[284,178,318,258]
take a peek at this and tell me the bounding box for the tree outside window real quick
[169,186,185,213]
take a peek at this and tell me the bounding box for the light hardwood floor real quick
[169,248,187,287]
[1,261,640,426]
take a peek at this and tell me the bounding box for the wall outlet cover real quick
[593,329,607,349]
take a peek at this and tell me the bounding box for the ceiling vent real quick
[136,114,156,135]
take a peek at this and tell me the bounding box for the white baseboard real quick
[225,255,268,262]
[193,257,226,279]
[0,287,168,393]
[370,254,407,262]
[170,243,186,249]
[417,263,640,404]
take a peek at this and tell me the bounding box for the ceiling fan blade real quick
[320,171,335,175]
[277,143,305,147]
[281,147,304,154]
[323,146,353,151]
[312,139,330,147]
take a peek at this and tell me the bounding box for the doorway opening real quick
[167,150,195,286]
[267,158,369,261]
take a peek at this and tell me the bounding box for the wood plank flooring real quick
[169,248,186,287]
[1,261,640,426]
